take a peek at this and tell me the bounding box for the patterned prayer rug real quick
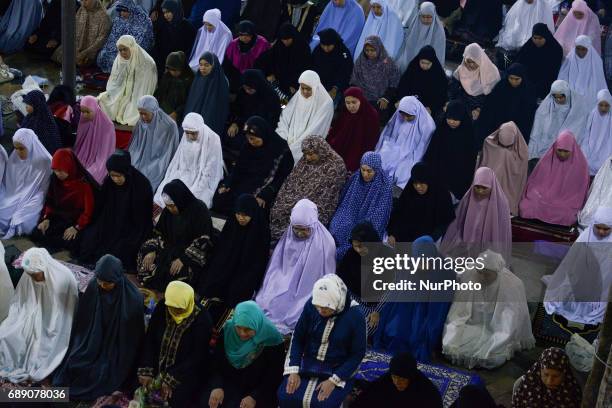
[356,350,483,408]
[532,304,600,348]
[12,253,94,293]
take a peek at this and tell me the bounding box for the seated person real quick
[0,248,78,383]
[214,116,293,216]
[310,0,365,56]
[202,301,285,408]
[223,20,270,92]
[25,0,62,58]
[79,150,153,269]
[580,89,612,176]
[311,29,354,104]
[138,281,212,407]
[98,35,158,126]
[53,255,144,400]
[155,112,223,210]
[154,51,194,123]
[578,155,612,227]
[255,199,336,335]
[0,129,52,239]
[354,0,404,61]
[397,2,446,71]
[188,8,232,70]
[512,347,581,408]
[279,1,321,43]
[278,274,367,407]
[352,352,442,408]
[442,251,535,369]
[495,0,554,53]
[31,149,96,253]
[138,179,214,292]
[520,131,590,226]
[449,385,498,408]
[554,0,601,56]
[454,0,503,46]
[152,0,196,76]
[21,89,62,154]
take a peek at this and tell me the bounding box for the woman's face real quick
[138,109,154,123]
[235,212,252,226]
[345,95,361,114]
[53,169,69,181]
[464,58,479,71]
[553,93,567,105]
[321,43,335,53]
[420,13,433,25]
[109,170,126,186]
[573,10,584,19]
[575,45,588,59]
[167,67,182,78]
[118,44,131,60]
[119,10,130,19]
[81,105,95,121]
[360,164,376,182]
[300,83,313,99]
[413,181,428,195]
[167,305,186,316]
[371,2,383,16]
[473,185,491,200]
[446,117,461,129]
[351,240,369,256]
[199,59,213,76]
[166,203,179,215]
[391,375,410,392]
[419,59,433,71]
[29,271,45,282]
[315,305,335,318]
[508,74,523,88]
[303,149,320,164]
[204,22,215,32]
[364,44,378,60]
[598,100,611,114]
[185,129,199,142]
[555,148,571,161]
[246,133,264,147]
[292,225,311,240]
[163,9,174,22]
[540,367,564,391]
[532,34,546,48]
[239,33,253,44]
[25,104,34,114]
[97,279,116,291]
[400,112,416,122]
[235,325,256,341]
[13,142,27,160]
[594,224,611,239]
[242,84,256,95]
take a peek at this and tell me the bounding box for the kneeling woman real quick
[278,274,366,408]
[53,255,144,400]
[138,179,214,292]
[31,149,97,253]
[203,301,285,408]
[79,150,153,269]
[138,281,213,407]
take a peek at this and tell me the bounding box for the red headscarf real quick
[327,87,380,172]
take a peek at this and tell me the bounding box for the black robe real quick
[25,0,64,57]
[138,300,213,407]
[396,46,449,117]
[476,63,537,146]
[387,162,455,243]
[352,373,443,408]
[152,13,196,77]
[53,255,144,400]
[423,101,477,200]
[198,195,270,306]
[154,51,194,121]
[312,28,353,93]
[455,0,503,45]
[515,22,564,100]
[241,0,284,41]
[255,22,312,96]
[279,0,321,43]
[78,152,153,269]
[138,179,213,292]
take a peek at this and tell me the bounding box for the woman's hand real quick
[367,311,380,329]
[316,379,335,401]
[218,186,230,194]
[209,388,224,408]
[143,252,156,271]
[240,395,256,408]
[227,123,240,138]
[37,219,50,234]
[63,226,78,241]
[161,382,173,401]
[377,98,389,110]
[286,374,301,394]
[138,375,153,388]
[169,258,184,276]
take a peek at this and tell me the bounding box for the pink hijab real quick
[74,96,116,184]
[439,167,512,261]
[554,0,602,56]
[519,130,590,226]
[478,122,529,216]
[453,43,501,96]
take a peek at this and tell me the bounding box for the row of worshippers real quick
[0,232,597,408]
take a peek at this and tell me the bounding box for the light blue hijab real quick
[310,0,365,57]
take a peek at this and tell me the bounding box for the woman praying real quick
[398,2,446,71]
[496,0,554,53]
[355,0,404,60]
[223,20,270,92]
[554,0,602,56]
[154,51,194,122]
[21,89,62,154]
[310,0,366,56]
[580,89,612,176]
[311,29,355,101]
[188,8,232,69]
[152,0,196,75]
[578,155,612,227]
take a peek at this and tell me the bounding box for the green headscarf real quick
[223,301,284,369]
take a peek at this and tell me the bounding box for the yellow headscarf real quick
[164,281,195,324]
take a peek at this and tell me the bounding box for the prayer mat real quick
[532,303,600,348]
[12,253,94,293]
[512,217,579,243]
[80,67,109,92]
[115,129,132,149]
[356,350,483,407]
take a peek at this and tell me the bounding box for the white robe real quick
[154,112,223,209]
[442,251,535,369]
[580,89,612,175]
[188,8,232,71]
[0,248,78,383]
[496,0,554,51]
[578,156,612,227]
[276,70,334,164]
[0,241,13,323]
[98,34,158,126]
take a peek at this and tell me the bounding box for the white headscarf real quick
[188,8,232,71]
[0,247,78,383]
[557,35,608,106]
[276,70,334,164]
[0,241,13,322]
[578,156,612,227]
[496,0,554,51]
[453,43,500,96]
[442,250,535,369]
[154,112,223,209]
[312,274,349,313]
[0,129,52,239]
[375,96,436,189]
[355,0,404,60]
[580,89,612,175]
[528,79,590,159]
[97,34,158,126]
[387,0,418,27]
[398,2,446,72]
[543,207,612,324]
